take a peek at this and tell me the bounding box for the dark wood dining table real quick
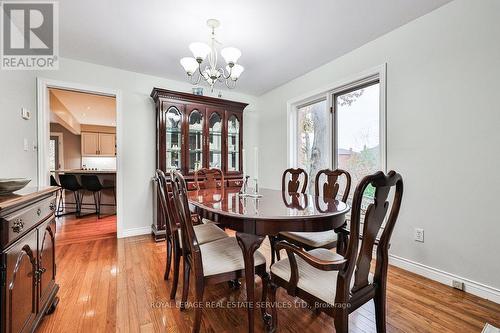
[188,187,350,332]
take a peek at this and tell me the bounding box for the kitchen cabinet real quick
[81,132,116,156]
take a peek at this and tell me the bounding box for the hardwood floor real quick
[38,215,500,332]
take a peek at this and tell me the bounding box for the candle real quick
[253,147,259,180]
[242,148,246,177]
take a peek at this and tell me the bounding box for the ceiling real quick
[59,0,452,95]
[50,89,116,126]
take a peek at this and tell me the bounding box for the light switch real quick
[21,108,31,120]
[23,138,29,151]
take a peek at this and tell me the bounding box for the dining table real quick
[188,186,350,331]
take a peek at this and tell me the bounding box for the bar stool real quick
[81,175,115,218]
[58,174,83,217]
[50,175,64,216]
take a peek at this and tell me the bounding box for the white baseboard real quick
[118,226,151,239]
[389,254,500,304]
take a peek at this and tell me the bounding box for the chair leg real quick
[269,235,279,264]
[333,308,349,333]
[192,279,205,333]
[92,192,99,218]
[374,283,387,333]
[260,273,272,328]
[180,260,190,310]
[74,191,81,217]
[97,191,102,219]
[268,281,278,332]
[164,237,172,280]
[170,244,181,300]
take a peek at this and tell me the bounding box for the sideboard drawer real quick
[2,196,56,247]
[227,179,243,188]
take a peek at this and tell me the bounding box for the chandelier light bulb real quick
[180,57,199,75]
[221,47,242,65]
[227,64,244,80]
[189,42,211,61]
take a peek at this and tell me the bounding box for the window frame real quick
[287,64,387,176]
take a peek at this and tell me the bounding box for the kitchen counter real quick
[53,169,116,174]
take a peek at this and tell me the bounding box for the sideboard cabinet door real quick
[37,217,56,310]
[4,230,38,333]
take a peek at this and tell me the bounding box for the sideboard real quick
[0,187,59,333]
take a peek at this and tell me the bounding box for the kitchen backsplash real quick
[81,157,116,170]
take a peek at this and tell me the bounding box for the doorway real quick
[37,78,123,238]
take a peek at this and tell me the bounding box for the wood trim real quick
[151,88,248,111]
[80,125,116,134]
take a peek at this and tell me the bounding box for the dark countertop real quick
[0,186,58,213]
[53,169,116,174]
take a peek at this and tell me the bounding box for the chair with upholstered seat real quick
[170,170,268,333]
[282,167,308,193]
[156,170,228,300]
[194,167,225,224]
[266,170,404,333]
[278,169,351,256]
[267,168,310,264]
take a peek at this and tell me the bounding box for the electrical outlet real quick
[414,228,424,242]
[452,280,464,291]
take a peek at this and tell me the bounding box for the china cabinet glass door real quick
[165,106,182,170]
[227,115,240,172]
[188,109,204,172]
[208,112,223,169]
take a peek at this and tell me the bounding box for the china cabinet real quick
[150,88,248,240]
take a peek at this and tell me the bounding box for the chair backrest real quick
[59,174,81,192]
[156,169,178,239]
[170,170,203,271]
[81,175,103,192]
[337,170,403,303]
[50,175,60,187]
[282,168,308,194]
[314,169,351,202]
[194,168,224,190]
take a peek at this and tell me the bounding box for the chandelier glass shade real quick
[180,19,244,91]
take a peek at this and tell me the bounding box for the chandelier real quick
[180,19,244,91]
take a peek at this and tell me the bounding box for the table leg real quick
[236,232,265,333]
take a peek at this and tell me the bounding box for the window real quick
[49,138,56,171]
[291,70,385,199]
[296,99,329,192]
[334,81,380,198]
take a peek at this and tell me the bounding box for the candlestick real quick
[253,147,259,180]
[242,148,246,177]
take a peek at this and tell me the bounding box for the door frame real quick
[36,78,123,237]
[49,132,64,170]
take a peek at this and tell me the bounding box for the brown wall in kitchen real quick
[50,123,81,169]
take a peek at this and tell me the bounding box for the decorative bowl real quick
[0,178,31,195]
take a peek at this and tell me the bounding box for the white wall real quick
[257,0,500,292]
[0,57,259,237]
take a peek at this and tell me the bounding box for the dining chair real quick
[194,167,224,190]
[277,169,351,257]
[156,170,228,300]
[267,167,310,264]
[281,168,308,193]
[266,170,403,333]
[170,170,268,333]
[194,167,225,224]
